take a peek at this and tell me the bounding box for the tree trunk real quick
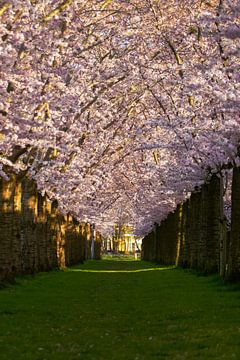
[226,167,240,281]
[204,175,223,274]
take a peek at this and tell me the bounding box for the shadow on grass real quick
[68,259,176,273]
[175,267,240,293]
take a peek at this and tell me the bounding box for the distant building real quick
[102,224,142,255]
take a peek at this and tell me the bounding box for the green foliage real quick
[0,261,240,360]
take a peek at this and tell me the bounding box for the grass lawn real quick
[0,258,240,360]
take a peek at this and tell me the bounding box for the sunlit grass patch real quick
[70,266,173,273]
[101,253,139,261]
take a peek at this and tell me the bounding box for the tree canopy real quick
[0,0,239,235]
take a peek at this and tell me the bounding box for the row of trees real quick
[0,1,239,240]
[0,169,101,281]
[142,168,240,281]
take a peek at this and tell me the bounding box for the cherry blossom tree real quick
[0,0,239,236]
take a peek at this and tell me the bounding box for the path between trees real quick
[0,259,240,360]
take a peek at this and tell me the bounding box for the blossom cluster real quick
[0,0,239,235]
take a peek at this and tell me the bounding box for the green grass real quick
[101,254,139,261]
[0,260,240,360]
